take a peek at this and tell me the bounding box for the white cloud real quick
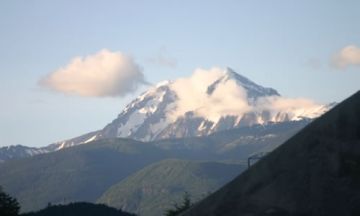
[332,45,360,69]
[256,96,326,120]
[168,67,324,122]
[39,49,146,97]
[169,68,251,121]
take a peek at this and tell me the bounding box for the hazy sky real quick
[1,0,360,147]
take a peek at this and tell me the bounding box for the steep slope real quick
[0,120,309,213]
[182,91,360,216]
[97,159,246,216]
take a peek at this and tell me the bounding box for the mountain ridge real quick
[46,68,332,147]
[0,68,332,161]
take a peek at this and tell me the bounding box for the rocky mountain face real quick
[182,91,360,216]
[0,68,332,161]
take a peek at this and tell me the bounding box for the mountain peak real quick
[223,67,244,79]
[24,67,331,147]
[222,67,260,86]
[207,67,280,98]
[155,80,172,88]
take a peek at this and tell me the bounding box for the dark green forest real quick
[0,186,20,216]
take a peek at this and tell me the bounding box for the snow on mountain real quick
[0,67,333,161]
[94,67,331,141]
[0,145,50,161]
[50,131,100,151]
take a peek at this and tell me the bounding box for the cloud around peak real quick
[39,49,146,97]
[332,45,360,69]
[168,67,325,122]
[169,68,251,121]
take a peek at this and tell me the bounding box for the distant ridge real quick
[182,91,360,216]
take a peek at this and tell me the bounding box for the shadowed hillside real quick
[182,91,360,216]
[98,159,246,216]
[0,139,165,212]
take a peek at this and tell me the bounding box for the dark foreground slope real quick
[183,91,360,216]
[98,159,246,216]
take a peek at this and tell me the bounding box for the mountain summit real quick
[206,68,279,99]
[49,67,331,150]
[0,68,332,156]
[89,67,329,142]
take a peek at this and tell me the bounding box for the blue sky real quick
[0,0,359,147]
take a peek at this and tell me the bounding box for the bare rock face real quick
[182,91,360,216]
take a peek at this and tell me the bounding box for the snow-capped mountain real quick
[0,132,100,162]
[92,67,330,141]
[0,145,50,162]
[0,67,333,161]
